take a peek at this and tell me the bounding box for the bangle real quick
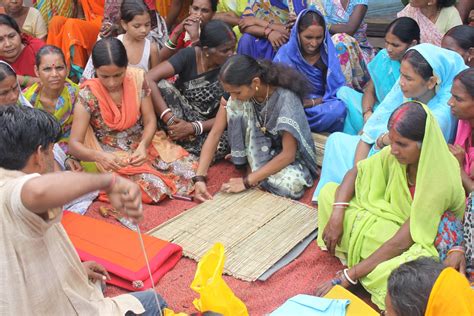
[311,99,316,107]
[160,108,172,120]
[331,278,342,286]
[333,202,350,207]
[343,268,358,285]
[166,115,176,126]
[165,39,177,50]
[447,246,465,256]
[21,75,30,87]
[196,121,203,135]
[192,175,207,184]
[106,173,117,192]
[243,175,255,189]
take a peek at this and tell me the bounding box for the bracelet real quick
[160,108,172,120]
[331,278,342,286]
[192,175,207,184]
[447,246,465,256]
[311,99,316,107]
[343,268,358,285]
[21,75,30,87]
[106,173,117,191]
[243,175,255,189]
[333,202,350,207]
[196,121,203,135]
[165,39,177,50]
[166,115,176,126]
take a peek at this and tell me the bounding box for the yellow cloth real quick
[317,103,466,309]
[324,285,379,316]
[425,268,474,316]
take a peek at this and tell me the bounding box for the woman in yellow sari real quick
[24,45,77,153]
[69,38,196,203]
[314,102,466,309]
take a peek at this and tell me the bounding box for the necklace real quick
[251,84,270,134]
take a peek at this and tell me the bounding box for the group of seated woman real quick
[0,0,473,313]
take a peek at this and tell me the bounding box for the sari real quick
[274,8,346,133]
[23,79,78,153]
[226,88,318,199]
[79,67,197,203]
[298,0,374,90]
[317,104,466,309]
[312,44,467,202]
[33,0,76,25]
[397,5,462,46]
[217,0,248,39]
[0,34,45,77]
[236,0,289,60]
[425,268,474,316]
[341,49,401,135]
[47,0,103,72]
[158,48,229,160]
[454,119,474,176]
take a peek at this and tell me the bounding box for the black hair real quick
[120,0,150,23]
[200,20,235,48]
[35,45,66,68]
[191,0,218,12]
[0,105,60,170]
[92,37,128,68]
[454,68,474,98]
[436,0,456,8]
[402,49,434,81]
[387,257,444,316]
[388,102,427,142]
[219,55,310,100]
[0,14,21,35]
[444,25,474,51]
[386,17,420,44]
[298,10,326,33]
[0,62,16,82]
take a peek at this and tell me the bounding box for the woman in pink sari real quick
[398,0,462,46]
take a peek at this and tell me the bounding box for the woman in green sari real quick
[314,102,465,310]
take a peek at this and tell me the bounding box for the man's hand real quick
[83,261,111,282]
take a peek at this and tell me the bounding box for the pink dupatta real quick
[454,119,474,176]
[397,4,442,46]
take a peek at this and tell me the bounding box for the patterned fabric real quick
[435,211,464,261]
[332,33,370,92]
[24,79,78,153]
[397,4,442,45]
[33,0,75,25]
[79,76,196,202]
[226,88,318,199]
[158,79,229,160]
[464,194,474,285]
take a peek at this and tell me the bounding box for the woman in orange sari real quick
[47,0,103,76]
[69,37,197,203]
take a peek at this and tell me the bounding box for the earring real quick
[206,54,209,57]
[256,86,259,92]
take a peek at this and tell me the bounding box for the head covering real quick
[0,61,32,108]
[361,44,468,145]
[425,268,474,316]
[355,103,465,258]
[274,8,345,100]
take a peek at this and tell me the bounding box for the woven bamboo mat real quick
[148,189,318,281]
[312,133,329,166]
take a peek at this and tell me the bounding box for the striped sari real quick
[33,0,76,25]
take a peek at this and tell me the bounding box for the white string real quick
[136,224,163,316]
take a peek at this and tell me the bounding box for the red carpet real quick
[86,160,345,315]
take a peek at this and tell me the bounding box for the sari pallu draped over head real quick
[424,268,474,316]
[274,8,346,133]
[361,44,468,147]
[331,104,465,308]
[80,67,191,203]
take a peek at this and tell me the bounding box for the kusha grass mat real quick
[148,189,318,281]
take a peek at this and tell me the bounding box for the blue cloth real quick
[312,44,467,202]
[237,0,289,60]
[270,294,349,316]
[274,8,346,133]
[341,49,401,135]
[127,290,167,316]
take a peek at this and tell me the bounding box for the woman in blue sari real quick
[274,8,346,133]
[342,17,420,135]
[312,44,467,202]
[236,0,290,60]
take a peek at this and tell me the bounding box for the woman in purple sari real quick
[236,0,290,60]
[274,8,346,132]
